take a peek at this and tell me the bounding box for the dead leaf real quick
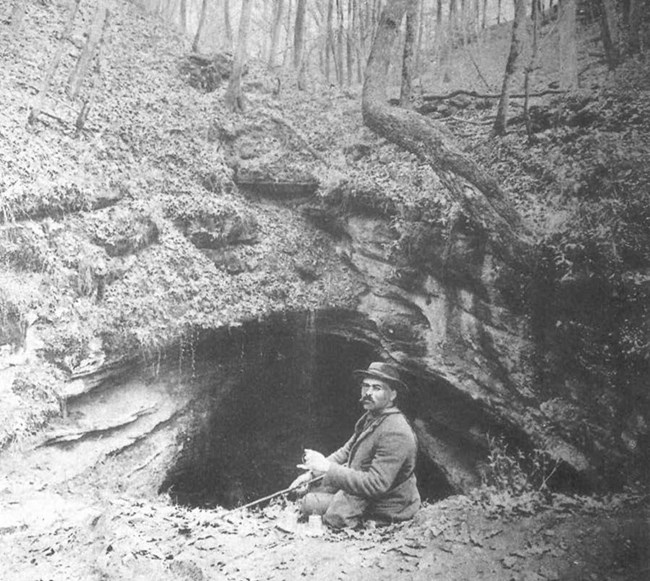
[502,555,518,569]
[485,528,503,539]
[389,546,423,558]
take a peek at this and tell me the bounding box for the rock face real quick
[3,314,379,505]
[327,211,598,492]
[1,191,643,502]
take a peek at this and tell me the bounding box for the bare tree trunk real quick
[311,2,325,78]
[225,0,252,113]
[162,0,171,22]
[449,0,458,36]
[336,0,345,85]
[326,0,334,82]
[467,45,492,90]
[353,0,364,82]
[400,0,418,108]
[282,0,292,66]
[364,0,374,54]
[67,1,109,100]
[446,0,459,84]
[294,0,307,70]
[293,0,307,70]
[223,0,234,52]
[262,0,271,62]
[525,0,541,141]
[493,0,528,135]
[415,0,425,75]
[626,0,642,54]
[29,0,81,125]
[599,0,621,68]
[497,0,502,24]
[362,0,532,267]
[269,0,285,67]
[482,0,487,29]
[192,0,208,52]
[558,0,578,90]
[460,0,467,45]
[179,0,187,32]
[347,0,354,85]
[435,0,444,62]
[438,0,453,83]
[360,0,369,59]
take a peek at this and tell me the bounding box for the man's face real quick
[360,378,396,413]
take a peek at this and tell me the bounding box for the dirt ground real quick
[1,475,648,581]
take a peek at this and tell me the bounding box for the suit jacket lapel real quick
[348,408,400,463]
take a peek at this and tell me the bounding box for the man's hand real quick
[288,471,313,496]
[297,449,331,475]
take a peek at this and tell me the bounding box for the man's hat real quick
[353,361,408,392]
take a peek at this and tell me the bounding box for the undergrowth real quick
[465,59,650,476]
[0,178,96,223]
[0,363,63,450]
[480,434,559,496]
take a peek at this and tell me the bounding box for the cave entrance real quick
[160,310,452,508]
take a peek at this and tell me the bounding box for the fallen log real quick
[414,88,566,102]
[269,114,329,165]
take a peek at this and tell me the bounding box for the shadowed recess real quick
[159,310,453,508]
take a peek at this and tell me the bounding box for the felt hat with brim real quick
[353,361,408,392]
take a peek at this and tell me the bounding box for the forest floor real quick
[0,461,648,581]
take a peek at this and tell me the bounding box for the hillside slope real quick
[2,0,649,482]
[0,0,367,442]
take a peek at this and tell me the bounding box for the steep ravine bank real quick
[1,290,648,579]
[315,211,589,490]
[2,201,642,505]
[326,206,647,492]
[0,308,455,505]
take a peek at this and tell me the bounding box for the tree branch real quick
[416,88,566,102]
[362,0,534,268]
[269,114,329,165]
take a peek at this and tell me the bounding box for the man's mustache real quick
[359,396,373,403]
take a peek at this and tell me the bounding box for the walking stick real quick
[221,474,324,517]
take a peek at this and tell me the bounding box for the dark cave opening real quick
[159,310,453,509]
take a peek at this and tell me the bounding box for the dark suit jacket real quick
[323,407,420,520]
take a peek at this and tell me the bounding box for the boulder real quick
[91,207,159,257]
[178,52,243,93]
[179,210,258,250]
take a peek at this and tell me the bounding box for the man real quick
[291,361,421,528]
